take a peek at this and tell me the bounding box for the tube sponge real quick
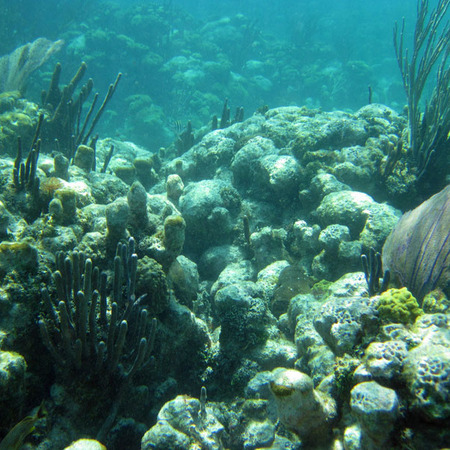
[269,368,336,443]
[163,214,186,254]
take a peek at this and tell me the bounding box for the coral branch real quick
[393,0,450,180]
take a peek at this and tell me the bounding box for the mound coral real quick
[376,287,423,324]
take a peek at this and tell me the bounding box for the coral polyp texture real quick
[376,287,423,324]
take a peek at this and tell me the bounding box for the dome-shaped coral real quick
[376,287,423,324]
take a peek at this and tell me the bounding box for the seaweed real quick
[393,0,450,190]
[41,62,121,160]
[38,238,157,437]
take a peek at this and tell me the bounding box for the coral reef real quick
[0,10,449,444]
[141,392,225,450]
[269,368,337,444]
[346,381,399,449]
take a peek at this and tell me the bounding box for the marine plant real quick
[393,0,450,189]
[41,62,121,159]
[12,114,43,192]
[0,38,63,93]
[175,120,195,155]
[38,238,156,439]
[361,247,390,297]
[8,115,44,221]
[211,98,245,130]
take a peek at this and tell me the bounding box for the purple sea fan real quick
[382,184,450,301]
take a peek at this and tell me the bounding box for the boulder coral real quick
[375,287,423,324]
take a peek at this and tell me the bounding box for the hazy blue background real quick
[0,0,423,149]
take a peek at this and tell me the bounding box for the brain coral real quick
[376,287,423,324]
[382,184,450,301]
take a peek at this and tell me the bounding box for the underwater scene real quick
[0,0,449,448]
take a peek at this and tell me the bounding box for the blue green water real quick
[0,1,449,448]
[0,0,422,149]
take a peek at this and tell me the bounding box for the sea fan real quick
[382,184,450,301]
[0,38,63,93]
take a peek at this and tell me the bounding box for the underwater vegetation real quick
[0,0,449,448]
[393,0,450,195]
[40,61,121,158]
[0,38,63,93]
[39,240,157,441]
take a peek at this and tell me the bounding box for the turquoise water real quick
[0,0,420,148]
